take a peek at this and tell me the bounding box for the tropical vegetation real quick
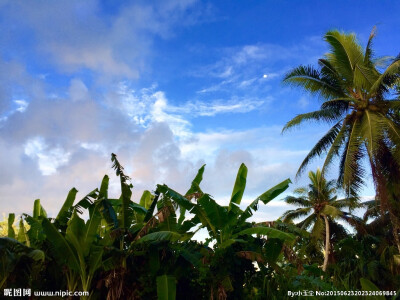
[1,28,400,299]
[282,27,400,250]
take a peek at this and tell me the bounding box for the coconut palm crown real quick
[282,28,400,200]
[281,169,358,271]
[282,28,400,251]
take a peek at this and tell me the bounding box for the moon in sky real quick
[263,74,268,78]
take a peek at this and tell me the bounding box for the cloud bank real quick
[0,0,334,221]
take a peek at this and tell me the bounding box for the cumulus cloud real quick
[69,79,90,102]
[0,0,202,80]
[24,137,71,176]
[0,58,43,118]
[108,83,267,139]
[0,73,311,217]
[0,0,337,221]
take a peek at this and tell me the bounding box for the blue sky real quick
[1,0,399,221]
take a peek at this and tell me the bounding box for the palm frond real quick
[282,108,344,132]
[332,197,360,210]
[373,56,395,68]
[371,54,400,94]
[329,220,349,241]
[281,207,311,223]
[297,214,316,231]
[321,119,349,176]
[311,216,325,240]
[364,26,376,67]
[318,59,341,82]
[293,187,307,195]
[387,100,400,111]
[324,30,364,85]
[296,120,343,177]
[321,97,354,111]
[322,205,342,219]
[363,204,381,221]
[338,119,365,197]
[284,196,310,208]
[368,114,400,177]
[283,65,343,99]
[360,111,385,158]
[339,212,366,234]
[380,114,400,162]
[353,64,379,90]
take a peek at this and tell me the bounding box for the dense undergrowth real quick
[1,154,399,299]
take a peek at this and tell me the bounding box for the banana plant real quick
[34,181,108,297]
[0,199,48,290]
[158,164,294,247]
[154,163,294,299]
[0,237,45,289]
[157,275,176,300]
[42,204,103,299]
[107,165,209,300]
[23,199,48,248]
[7,213,15,238]
[93,154,170,299]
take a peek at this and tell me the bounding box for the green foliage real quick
[229,163,248,209]
[157,275,176,300]
[7,213,15,238]
[0,237,44,289]
[1,148,400,298]
[1,27,399,299]
[56,188,77,225]
[282,29,400,290]
[359,278,385,300]
[283,28,400,203]
[0,154,297,299]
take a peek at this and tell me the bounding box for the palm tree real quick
[282,28,400,251]
[281,169,357,271]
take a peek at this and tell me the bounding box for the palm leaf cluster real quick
[278,168,400,295]
[281,169,361,271]
[283,28,400,200]
[283,28,400,253]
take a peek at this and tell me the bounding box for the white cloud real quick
[69,79,90,102]
[239,78,258,88]
[151,93,192,138]
[80,142,106,154]
[14,100,29,112]
[0,58,44,117]
[1,0,203,80]
[112,83,266,139]
[113,83,191,138]
[0,79,308,217]
[171,98,265,116]
[24,137,71,175]
[191,99,262,116]
[0,2,335,220]
[194,39,326,96]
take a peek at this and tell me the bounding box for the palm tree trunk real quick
[389,211,400,253]
[369,155,400,252]
[322,214,330,272]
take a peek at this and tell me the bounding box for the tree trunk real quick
[389,211,400,253]
[322,214,330,272]
[368,154,400,252]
